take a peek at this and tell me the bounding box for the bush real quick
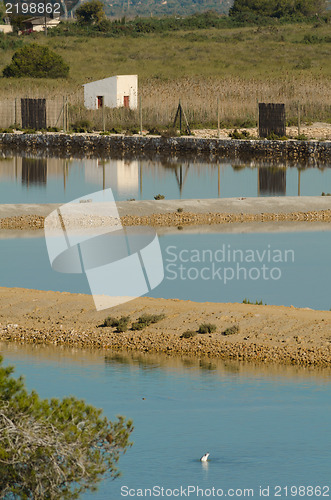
[198,323,217,334]
[102,315,130,332]
[180,330,197,339]
[265,132,288,140]
[242,298,265,305]
[3,44,69,78]
[154,194,165,200]
[70,120,93,132]
[229,129,252,139]
[76,0,105,25]
[222,324,240,336]
[0,356,133,498]
[296,134,309,141]
[131,313,166,331]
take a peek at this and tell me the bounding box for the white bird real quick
[200,453,210,462]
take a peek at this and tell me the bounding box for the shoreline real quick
[0,287,330,368]
[0,133,330,161]
[1,197,331,229]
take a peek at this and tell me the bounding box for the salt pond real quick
[0,229,330,310]
[0,155,330,203]
[1,343,331,499]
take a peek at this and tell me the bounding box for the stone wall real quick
[0,133,330,162]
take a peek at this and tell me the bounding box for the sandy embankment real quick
[0,288,330,367]
[1,197,331,229]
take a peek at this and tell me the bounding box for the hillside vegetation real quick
[0,12,330,129]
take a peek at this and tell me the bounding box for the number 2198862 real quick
[6,2,61,14]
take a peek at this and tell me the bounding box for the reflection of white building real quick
[84,159,139,197]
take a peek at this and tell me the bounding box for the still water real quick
[1,344,331,500]
[0,230,330,310]
[0,156,330,202]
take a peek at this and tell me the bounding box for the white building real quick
[82,75,138,110]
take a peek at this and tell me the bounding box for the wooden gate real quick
[258,103,286,138]
[21,98,47,129]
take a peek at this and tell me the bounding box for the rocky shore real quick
[1,209,330,230]
[0,288,330,368]
[0,133,330,161]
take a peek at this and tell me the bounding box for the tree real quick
[3,44,69,78]
[75,0,106,24]
[229,0,328,18]
[0,356,133,499]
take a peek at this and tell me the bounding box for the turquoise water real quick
[0,156,330,202]
[0,231,330,309]
[1,344,331,499]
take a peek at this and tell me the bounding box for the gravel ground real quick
[193,122,331,140]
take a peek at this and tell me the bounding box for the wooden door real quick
[124,96,130,108]
[97,96,103,108]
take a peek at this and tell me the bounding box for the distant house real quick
[83,75,138,110]
[22,16,60,33]
[0,16,13,33]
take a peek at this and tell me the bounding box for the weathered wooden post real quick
[258,103,286,138]
[139,96,142,135]
[217,97,220,139]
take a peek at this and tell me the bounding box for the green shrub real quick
[154,194,165,200]
[160,127,178,138]
[131,313,166,330]
[102,315,130,332]
[148,127,162,135]
[177,208,184,213]
[229,129,252,139]
[222,324,240,335]
[76,0,105,25]
[265,132,288,140]
[180,330,197,339]
[242,298,265,305]
[71,120,92,132]
[3,44,69,78]
[198,323,217,334]
[296,134,309,141]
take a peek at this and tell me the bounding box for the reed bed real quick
[0,74,329,131]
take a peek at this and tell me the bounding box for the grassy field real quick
[0,22,330,129]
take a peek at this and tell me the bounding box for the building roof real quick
[24,17,60,26]
[83,75,138,87]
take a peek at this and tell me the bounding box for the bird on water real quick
[200,453,210,462]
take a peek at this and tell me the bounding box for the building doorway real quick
[97,96,104,109]
[124,96,130,108]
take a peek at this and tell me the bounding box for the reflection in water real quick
[258,168,286,196]
[0,155,329,202]
[21,158,47,186]
[2,341,331,383]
